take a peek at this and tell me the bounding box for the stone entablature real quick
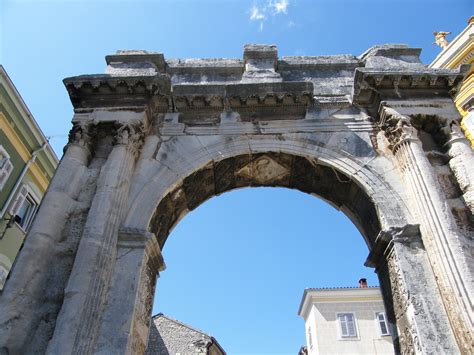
[0,44,472,355]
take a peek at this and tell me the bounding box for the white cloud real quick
[271,0,289,14]
[248,0,290,31]
[250,5,266,21]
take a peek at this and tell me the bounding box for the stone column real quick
[94,228,165,354]
[442,120,474,215]
[367,224,457,354]
[47,122,144,354]
[379,105,473,353]
[0,123,92,354]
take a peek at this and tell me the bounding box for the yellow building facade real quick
[0,66,58,290]
[430,17,474,146]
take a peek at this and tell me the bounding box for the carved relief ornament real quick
[66,122,94,152]
[113,122,147,157]
[386,245,423,354]
[378,105,419,152]
[440,119,467,147]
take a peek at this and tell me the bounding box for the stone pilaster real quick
[94,228,165,354]
[441,120,474,215]
[0,123,92,354]
[367,225,457,354]
[47,121,146,354]
[378,104,473,353]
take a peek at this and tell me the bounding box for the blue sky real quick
[1,0,471,353]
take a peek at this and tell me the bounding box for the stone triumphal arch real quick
[0,44,472,354]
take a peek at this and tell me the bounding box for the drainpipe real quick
[0,142,48,219]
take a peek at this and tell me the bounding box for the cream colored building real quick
[430,17,474,146]
[298,281,394,355]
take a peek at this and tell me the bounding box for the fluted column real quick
[94,228,165,354]
[379,104,473,353]
[0,123,92,354]
[442,120,474,214]
[367,224,457,354]
[47,122,145,354]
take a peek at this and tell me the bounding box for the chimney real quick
[358,278,368,288]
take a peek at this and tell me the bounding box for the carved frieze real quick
[235,155,290,184]
[171,81,314,111]
[367,225,426,354]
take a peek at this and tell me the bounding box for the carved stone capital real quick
[365,224,421,268]
[378,103,419,152]
[113,122,147,158]
[440,119,469,148]
[65,122,94,154]
[118,227,165,273]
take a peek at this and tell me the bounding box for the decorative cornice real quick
[171,81,314,110]
[63,74,171,109]
[352,66,469,106]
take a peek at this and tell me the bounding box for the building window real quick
[376,312,390,336]
[337,313,357,338]
[0,145,13,191]
[9,185,39,232]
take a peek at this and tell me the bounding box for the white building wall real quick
[311,301,393,354]
[304,305,318,355]
[299,288,394,355]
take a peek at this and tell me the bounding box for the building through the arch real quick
[298,279,395,354]
[145,313,226,355]
[0,44,472,354]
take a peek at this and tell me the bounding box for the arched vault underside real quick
[0,44,472,355]
[126,138,409,250]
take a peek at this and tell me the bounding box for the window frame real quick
[336,312,359,340]
[0,145,14,191]
[375,311,390,337]
[9,184,40,232]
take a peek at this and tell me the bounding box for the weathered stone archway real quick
[0,44,472,354]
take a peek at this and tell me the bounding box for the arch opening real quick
[151,187,384,353]
[148,152,381,250]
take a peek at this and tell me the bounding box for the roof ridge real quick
[151,313,213,339]
[304,285,380,290]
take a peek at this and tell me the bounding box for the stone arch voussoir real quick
[123,135,412,249]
